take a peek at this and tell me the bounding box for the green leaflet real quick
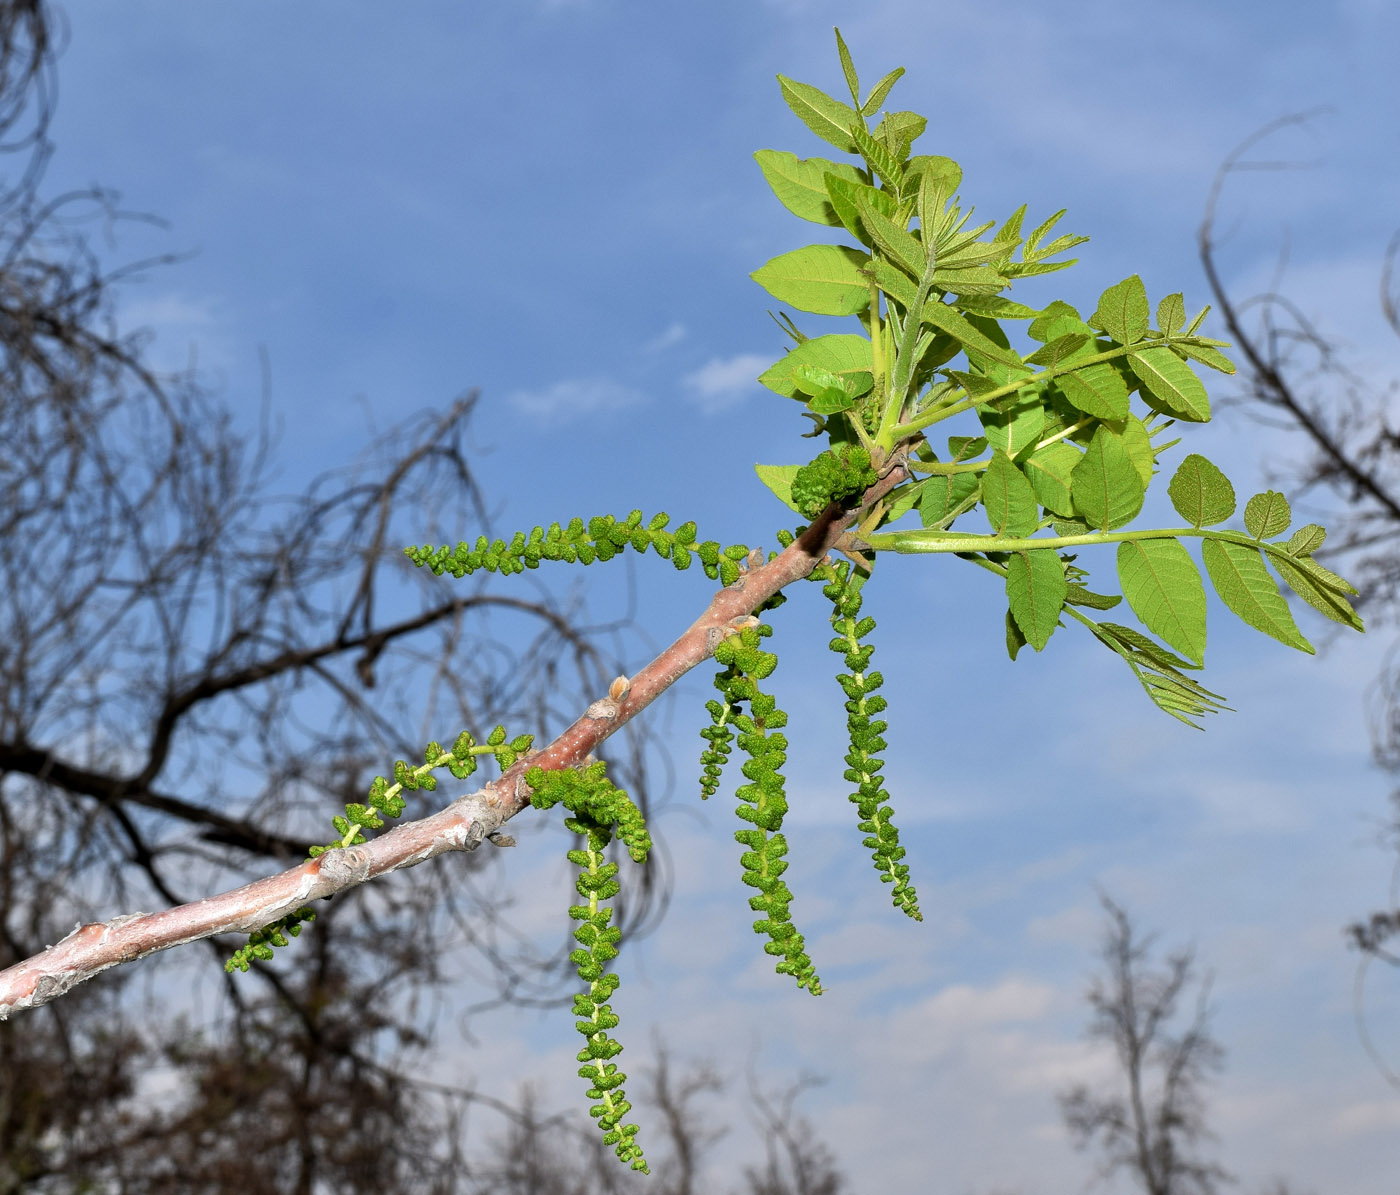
[865,70,911,117]
[1116,539,1207,665]
[1275,550,1358,595]
[760,333,872,399]
[1244,490,1291,539]
[953,294,1040,320]
[1056,361,1129,420]
[1006,608,1027,660]
[755,464,805,514]
[751,245,872,316]
[1071,427,1144,531]
[1092,275,1150,345]
[834,27,861,103]
[949,434,988,460]
[1066,582,1122,610]
[1028,300,1093,344]
[1157,292,1186,337]
[932,265,1008,296]
[1270,553,1363,630]
[919,471,979,527]
[851,122,905,190]
[1201,538,1313,653]
[777,75,861,153]
[982,450,1038,537]
[1024,440,1082,517]
[1172,341,1236,374]
[825,174,897,243]
[980,389,1045,459]
[1286,523,1326,556]
[914,156,962,232]
[1088,619,1230,728]
[1006,549,1067,651]
[754,150,864,226]
[1120,414,1154,487]
[920,299,1024,367]
[1129,346,1211,422]
[857,194,925,277]
[1025,333,1088,368]
[1167,454,1236,527]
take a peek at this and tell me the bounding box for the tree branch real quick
[0,480,901,1018]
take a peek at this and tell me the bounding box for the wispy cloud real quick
[682,352,770,413]
[641,322,687,353]
[507,376,644,421]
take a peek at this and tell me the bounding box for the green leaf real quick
[931,265,1008,296]
[1274,551,1358,595]
[1025,333,1088,368]
[1024,441,1082,517]
[979,390,1045,460]
[1285,523,1326,556]
[1173,341,1235,374]
[751,245,872,316]
[1092,275,1150,345]
[1270,553,1364,631]
[915,156,962,232]
[1244,490,1291,539]
[857,195,924,277]
[862,68,906,116]
[1157,292,1186,337]
[1065,582,1122,610]
[851,123,904,191]
[919,471,979,527]
[872,109,925,156]
[1116,539,1207,665]
[1071,427,1145,531]
[953,294,1040,320]
[825,174,897,243]
[777,75,860,153]
[1006,550,1067,651]
[1120,414,1155,488]
[834,28,861,103]
[808,388,855,414]
[948,435,988,461]
[759,334,872,398]
[1128,346,1211,422]
[982,450,1038,537]
[1090,621,1229,728]
[1028,300,1093,345]
[1201,538,1313,653]
[1167,454,1236,527]
[754,150,863,226]
[1056,362,1129,420]
[1005,609,1027,661]
[920,300,1023,367]
[755,464,805,514]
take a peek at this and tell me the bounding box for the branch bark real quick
[0,475,905,1018]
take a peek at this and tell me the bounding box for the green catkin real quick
[404,512,747,585]
[712,624,822,994]
[526,762,650,1173]
[823,562,922,921]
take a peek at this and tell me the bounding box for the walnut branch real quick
[0,475,904,1019]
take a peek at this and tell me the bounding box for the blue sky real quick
[53,1,1400,1190]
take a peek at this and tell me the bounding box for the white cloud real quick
[507,376,644,421]
[641,322,687,353]
[682,352,771,413]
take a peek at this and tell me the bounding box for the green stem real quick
[863,524,1278,556]
[891,337,1180,439]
